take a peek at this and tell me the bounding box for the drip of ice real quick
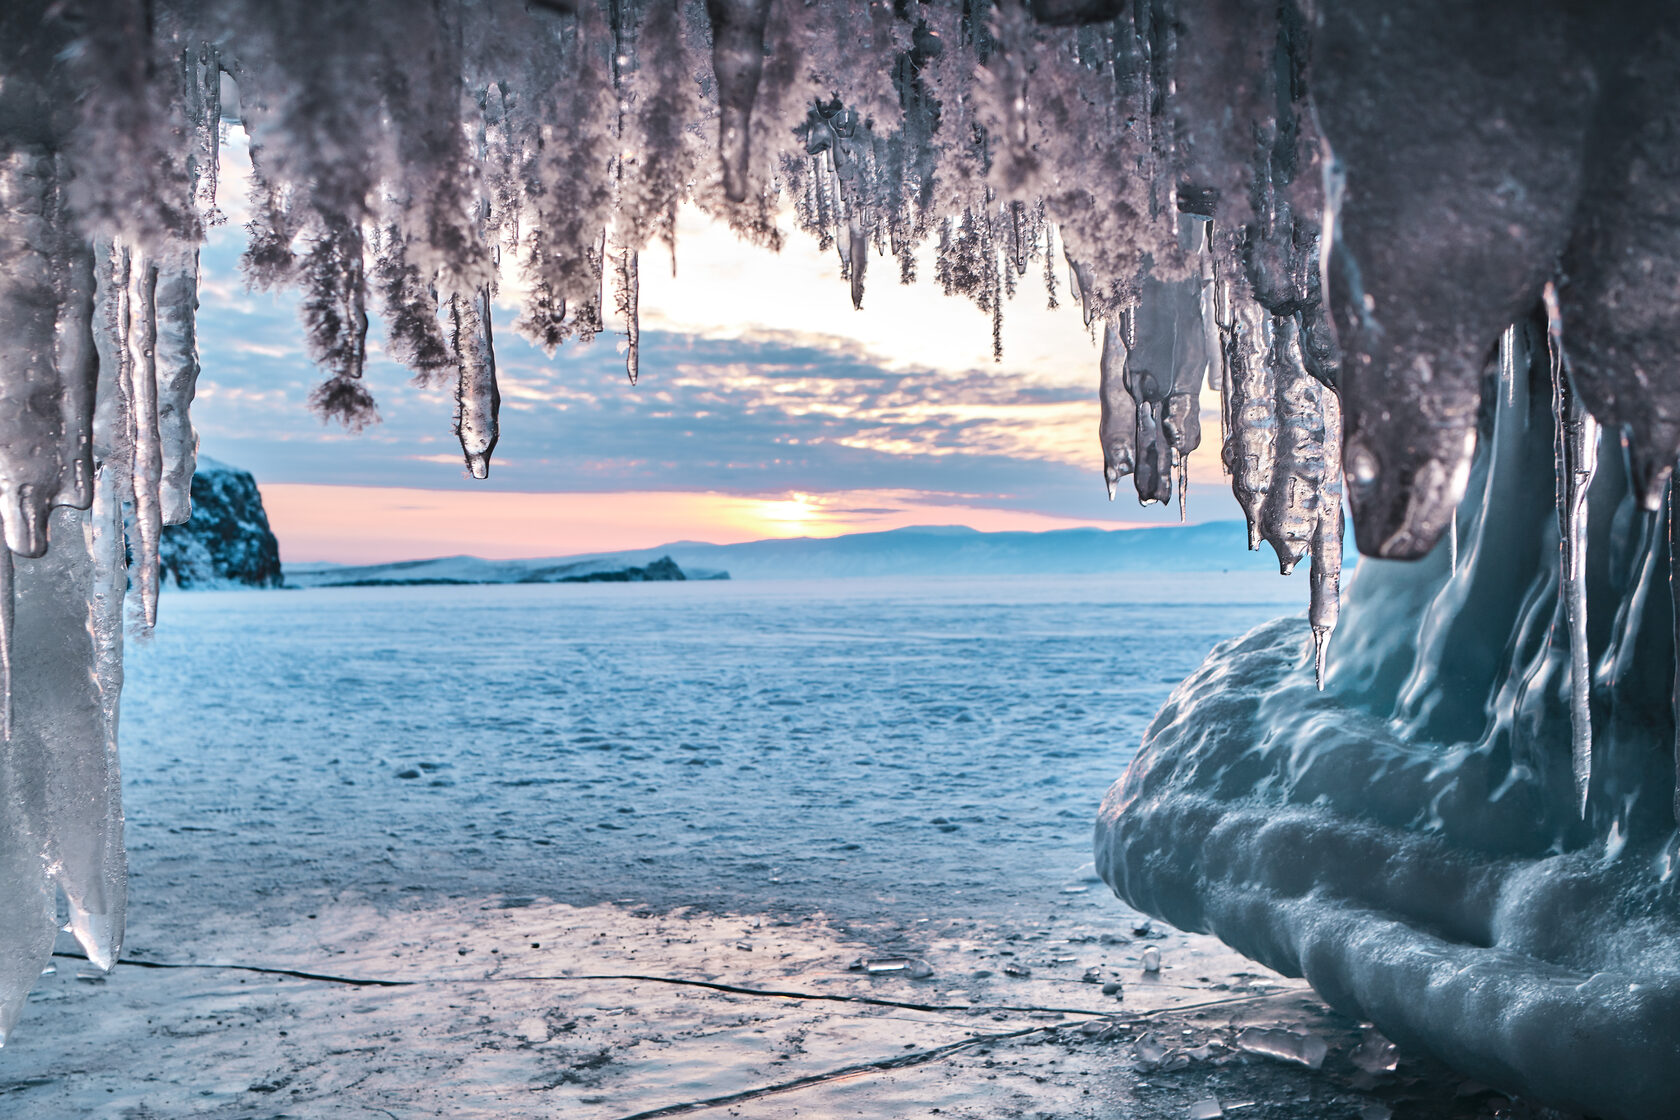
[1546,282,1598,816]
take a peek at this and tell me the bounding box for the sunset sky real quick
[194,135,1242,564]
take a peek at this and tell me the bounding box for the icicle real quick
[1501,324,1517,407]
[0,149,76,559]
[451,286,500,479]
[1309,386,1345,690]
[705,0,773,203]
[1546,281,1598,818]
[184,43,223,225]
[154,248,200,525]
[848,215,868,310]
[0,546,10,741]
[1224,292,1277,550]
[1177,453,1188,521]
[1259,317,1323,575]
[1449,509,1458,573]
[1098,318,1135,499]
[617,248,640,385]
[126,249,163,630]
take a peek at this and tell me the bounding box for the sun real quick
[754,492,821,536]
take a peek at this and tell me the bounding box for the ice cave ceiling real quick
[2,0,1679,1115]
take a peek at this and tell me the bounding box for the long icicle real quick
[1546,281,1598,818]
[126,250,163,630]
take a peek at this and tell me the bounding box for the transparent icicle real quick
[451,286,500,479]
[1449,509,1458,573]
[1546,282,1598,817]
[125,248,163,629]
[1098,318,1135,499]
[705,0,773,203]
[154,248,201,525]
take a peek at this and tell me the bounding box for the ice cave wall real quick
[2,2,1679,1113]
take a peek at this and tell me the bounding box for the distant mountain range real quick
[286,520,1295,587]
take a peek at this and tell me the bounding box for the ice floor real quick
[1,576,1562,1118]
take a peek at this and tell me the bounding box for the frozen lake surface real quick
[120,572,1307,927]
[7,572,1514,1119]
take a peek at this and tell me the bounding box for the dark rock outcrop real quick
[158,457,284,589]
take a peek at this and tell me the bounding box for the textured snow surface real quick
[1098,326,1680,1120]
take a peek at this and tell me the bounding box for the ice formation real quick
[1098,323,1680,1118]
[0,1,1676,1114]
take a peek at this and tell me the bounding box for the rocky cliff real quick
[158,457,284,589]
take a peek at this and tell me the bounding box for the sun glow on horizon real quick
[259,483,1164,566]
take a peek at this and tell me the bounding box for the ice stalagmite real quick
[452,286,500,479]
[705,0,772,204]
[1098,319,1133,500]
[1546,283,1599,816]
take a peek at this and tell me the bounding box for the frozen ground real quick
[3,576,1555,1118]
